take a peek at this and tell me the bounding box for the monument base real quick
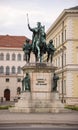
[10,92,65,113]
[31,92,64,113]
[50,92,64,113]
[10,63,65,113]
[31,99,51,113]
[9,92,31,113]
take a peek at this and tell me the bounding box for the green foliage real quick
[65,105,78,111]
[0,105,12,110]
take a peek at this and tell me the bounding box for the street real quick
[0,124,78,130]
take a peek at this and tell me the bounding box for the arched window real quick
[17,54,21,61]
[17,87,21,95]
[6,66,10,75]
[0,53,4,60]
[0,66,4,74]
[17,66,21,74]
[12,53,16,61]
[6,53,10,60]
[12,66,15,74]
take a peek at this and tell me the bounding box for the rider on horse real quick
[39,25,47,54]
[28,22,47,62]
[28,22,42,58]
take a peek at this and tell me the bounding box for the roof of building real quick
[68,6,78,10]
[0,35,31,48]
[46,6,78,35]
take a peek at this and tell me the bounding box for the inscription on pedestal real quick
[36,78,47,86]
[32,73,51,92]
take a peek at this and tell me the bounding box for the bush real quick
[0,105,12,110]
[65,105,78,111]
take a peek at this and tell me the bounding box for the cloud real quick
[0,0,78,38]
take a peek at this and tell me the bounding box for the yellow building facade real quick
[46,6,78,104]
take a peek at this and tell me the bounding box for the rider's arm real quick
[28,24,34,32]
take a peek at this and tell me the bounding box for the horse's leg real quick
[28,53,30,63]
[51,54,53,63]
[35,53,38,62]
[36,41,40,58]
[26,54,27,62]
[40,55,42,63]
[51,53,54,63]
[27,55,29,63]
[37,47,40,58]
[47,53,50,62]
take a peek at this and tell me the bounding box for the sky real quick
[0,0,78,39]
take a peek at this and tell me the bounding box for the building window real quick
[59,35,60,45]
[17,66,21,74]
[59,80,62,94]
[56,38,57,47]
[63,80,66,94]
[0,53,4,60]
[12,66,16,74]
[12,53,16,61]
[63,53,66,66]
[6,66,10,75]
[54,38,56,48]
[62,32,63,43]
[17,78,21,82]
[0,66,4,74]
[6,53,10,60]
[58,56,60,67]
[17,87,21,94]
[53,39,55,46]
[60,54,62,67]
[57,80,60,92]
[6,78,9,82]
[65,29,66,41]
[17,54,21,61]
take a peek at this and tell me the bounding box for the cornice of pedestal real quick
[22,62,57,73]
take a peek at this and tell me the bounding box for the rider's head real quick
[49,39,53,44]
[37,22,41,28]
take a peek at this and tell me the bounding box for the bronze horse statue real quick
[23,18,56,63]
[32,25,47,62]
[28,22,47,62]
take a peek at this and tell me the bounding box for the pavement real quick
[0,109,78,125]
[0,101,78,125]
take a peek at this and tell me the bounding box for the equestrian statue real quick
[23,14,56,63]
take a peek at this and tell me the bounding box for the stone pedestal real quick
[31,92,51,113]
[50,92,64,113]
[9,92,31,113]
[10,63,65,113]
